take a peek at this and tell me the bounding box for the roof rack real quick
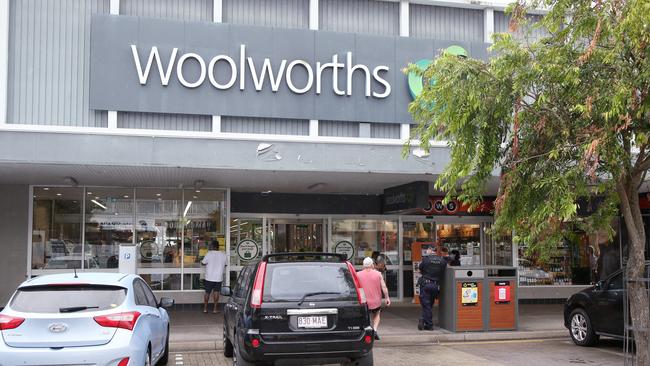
[262,252,347,262]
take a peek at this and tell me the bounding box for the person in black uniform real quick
[418,247,447,330]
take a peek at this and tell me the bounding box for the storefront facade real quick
[0,0,627,304]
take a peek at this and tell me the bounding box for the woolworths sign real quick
[90,15,489,124]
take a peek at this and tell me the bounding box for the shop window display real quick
[437,224,481,265]
[518,220,621,286]
[32,187,83,270]
[182,189,226,269]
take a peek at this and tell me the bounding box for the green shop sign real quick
[407,45,469,100]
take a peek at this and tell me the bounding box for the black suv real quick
[564,261,650,346]
[221,253,374,366]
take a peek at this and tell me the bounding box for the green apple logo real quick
[408,45,469,100]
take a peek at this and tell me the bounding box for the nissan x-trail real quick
[221,253,374,366]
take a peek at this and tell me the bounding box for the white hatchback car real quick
[0,272,173,366]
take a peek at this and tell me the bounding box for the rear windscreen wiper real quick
[297,292,341,306]
[59,306,99,313]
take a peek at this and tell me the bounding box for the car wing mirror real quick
[220,286,232,297]
[158,297,175,309]
[594,281,604,291]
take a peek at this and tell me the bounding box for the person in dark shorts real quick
[201,240,227,313]
[356,257,390,340]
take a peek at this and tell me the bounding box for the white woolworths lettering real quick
[129,44,392,98]
[176,53,206,88]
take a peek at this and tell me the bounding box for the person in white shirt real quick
[201,240,227,313]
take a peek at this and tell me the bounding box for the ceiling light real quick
[95,196,100,200]
[56,193,62,196]
[91,199,107,210]
[193,196,198,199]
[43,187,50,191]
[261,190,272,196]
[156,193,161,197]
[87,192,93,195]
[123,195,129,198]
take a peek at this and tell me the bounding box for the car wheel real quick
[224,324,234,358]
[157,327,170,365]
[569,308,599,346]
[343,350,374,366]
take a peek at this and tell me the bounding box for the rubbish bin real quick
[487,267,518,331]
[438,266,518,332]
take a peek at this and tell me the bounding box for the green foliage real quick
[405,0,650,261]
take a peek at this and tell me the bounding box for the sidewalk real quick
[168,303,568,352]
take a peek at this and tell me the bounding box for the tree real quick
[406,0,650,362]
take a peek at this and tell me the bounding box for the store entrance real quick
[269,220,325,254]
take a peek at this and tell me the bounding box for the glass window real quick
[141,274,181,291]
[331,220,398,266]
[518,219,621,286]
[484,223,513,266]
[230,219,263,266]
[133,280,149,306]
[84,188,134,269]
[607,272,623,290]
[10,285,126,313]
[32,187,83,270]
[402,222,434,265]
[263,263,356,302]
[437,224,481,265]
[234,266,252,299]
[270,221,324,253]
[135,189,183,269]
[182,189,226,269]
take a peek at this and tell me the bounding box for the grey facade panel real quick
[0,185,28,305]
[320,0,399,36]
[120,0,212,22]
[7,0,109,127]
[118,112,212,131]
[319,121,360,137]
[222,116,309,135]
[223,0,308,28]
[410,5,483,42]
[371,123,400,139]
[494,11,547,41]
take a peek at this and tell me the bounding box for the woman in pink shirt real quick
[356,257,391,340]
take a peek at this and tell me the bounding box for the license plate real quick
[297,315,328,329]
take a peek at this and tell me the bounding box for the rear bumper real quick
[0,329,147,366]
[241,327,374,362]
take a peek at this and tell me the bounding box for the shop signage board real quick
[461,282,479,306]
[236,239,260,261]
[334,240,355,261]
[382,181,431,213]
[89,15,490,124]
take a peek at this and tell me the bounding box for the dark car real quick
[563,261,650,346]
[221,252,374,366]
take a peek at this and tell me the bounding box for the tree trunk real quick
[618,180,650,365]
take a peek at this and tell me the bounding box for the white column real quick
[107,110,117,129]
[213,0,223,23]
[108,0,119,128]
[0,0,10,125]
[309,119,318,137]
[212,115,221,133]
[484,8,494,44]
[400,123,410,141]
[309,0,319,31]
[399,0,409,37]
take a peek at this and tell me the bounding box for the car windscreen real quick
[10,285,127,313]
[263,262,357,302]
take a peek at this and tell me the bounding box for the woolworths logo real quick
[407,45,468,99]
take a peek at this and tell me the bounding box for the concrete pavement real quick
[167,303,569,352]
[166,338,625,366]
